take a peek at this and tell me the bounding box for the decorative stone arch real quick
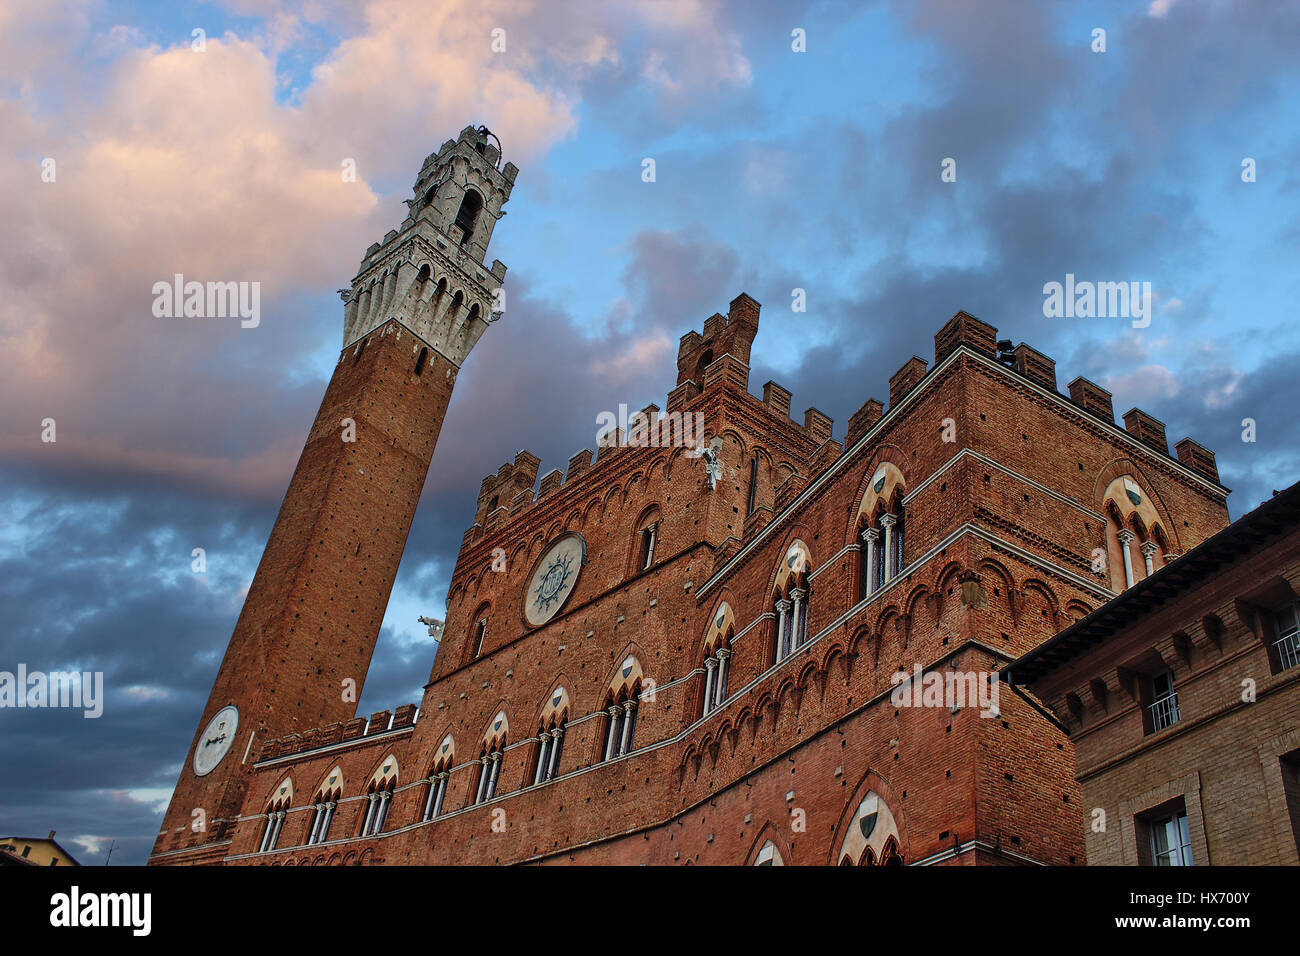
[602,647,647,703]
[745,823,791,866]
[829,770,909,866]
[851,454,910,537]
[480,708,510,753]
[309,764,344,802]
[563,508,582,531]
[429,733,456,774]
[266,775,294,812]
[769,534,815,599]
[1093,459,1182,552]
[364,753,400,792]
[582,496,603,525]
[701,599,735,660]
[534,680,573,730]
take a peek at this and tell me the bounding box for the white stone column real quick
[475,756,490,804]
[605,706,621,760]
[362,794,377,836]
[1118,530,1136,588]
[703,658,717,713]
[619,700,636,754]
[1140,540,1158,577]
[790,588,806,649]
[715,648,731,706]
[309,803,324,844]
[259,815,273,852]
[534,735,550,785]
[547,728,563,779]
[424,778,438,818]
[435,774,448,816]
[321,802,335,841]
[487,751,501,799]
[862,528,879,597]
[775,599,791,660]
[880,514,897,584]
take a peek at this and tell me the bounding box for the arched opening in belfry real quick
[695,349,713,384]
[455,189,483,244]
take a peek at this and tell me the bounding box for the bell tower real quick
[150,125,517,863]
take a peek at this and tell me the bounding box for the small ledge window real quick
[1143,669,1181,734]
[1271,601,1300,672]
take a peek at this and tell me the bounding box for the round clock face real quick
[194,705,239,777]
[524,534,585,627]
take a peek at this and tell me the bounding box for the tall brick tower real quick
[150,126,518,863]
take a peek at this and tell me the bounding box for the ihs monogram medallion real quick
[535,552,573,614]
[523,534,585,627]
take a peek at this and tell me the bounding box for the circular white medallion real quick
[523,534,585,627]
[194,705,239,777]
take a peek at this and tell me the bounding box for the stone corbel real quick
[1113,665,1141,703]
[1088,677,1109,715]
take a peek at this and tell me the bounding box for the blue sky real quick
[1,0,1298,864]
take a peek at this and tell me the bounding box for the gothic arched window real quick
[773,540,812,663]
[855,463,907,601]
[423,737,454,821]
[701,602,734,716]
[1101,475,1168,591]
[257,777,293,853]
[602,656,644,761]
[306,768,342,845]
[474,713,508,804]
[455,189,483,244]
[360,757,398,837]
[533,687,570,784]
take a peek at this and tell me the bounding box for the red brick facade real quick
[150,136,1233,868]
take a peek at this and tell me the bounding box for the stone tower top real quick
[339,124,518,362]
[405,125,519,266]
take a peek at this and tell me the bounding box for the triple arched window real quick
[774,541,812,663]
[257,779,293,853]
[1101,476,1170,591]
[423,738,454,821]
[857,464,907,601]
[473,712,509,804]
[701,603,735,715]
[534,687,570,784]
[601,656,644,761]
[360,757,398,837]
[306,768,342,845]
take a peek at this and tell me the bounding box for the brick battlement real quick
[257,704,420,763]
